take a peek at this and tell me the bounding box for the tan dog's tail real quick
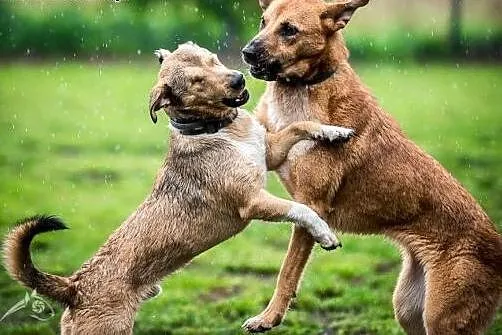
[3,215,76,305]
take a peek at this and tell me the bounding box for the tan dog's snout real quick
[228,71,245,91]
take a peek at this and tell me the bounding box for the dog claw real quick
[344,129,355,139]
[321,241,342,251]
[242,315,279,333]
[243,324,271,333]
[316,230,342,251]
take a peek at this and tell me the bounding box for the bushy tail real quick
[3,215,76,305]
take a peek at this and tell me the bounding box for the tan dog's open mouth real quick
[222,89,249,108]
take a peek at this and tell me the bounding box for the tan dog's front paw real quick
[317,231,342,251]
[242,313,282,333]
[287,203,341,251]
[312,125,354,143]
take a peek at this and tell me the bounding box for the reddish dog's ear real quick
[321,0,369,32]
[259,0,274,10]
[149,84,172,124]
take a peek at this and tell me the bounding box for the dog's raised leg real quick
[265,121,353,170]
[240,189,340,252]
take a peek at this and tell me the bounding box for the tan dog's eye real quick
[279,22,299,38]
[260,17,266,30]
[192,76,204,84]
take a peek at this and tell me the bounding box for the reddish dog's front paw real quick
[242,313,282,333]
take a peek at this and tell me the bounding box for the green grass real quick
[0,61,501,334]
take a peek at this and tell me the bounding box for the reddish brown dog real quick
[241,0,502,334]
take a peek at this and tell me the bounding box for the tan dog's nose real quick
[229,72,245,90]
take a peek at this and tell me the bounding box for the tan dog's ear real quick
[321,0,369,32]
[259,0,274,10]
[154,48,171,64]
[149,84,172,124]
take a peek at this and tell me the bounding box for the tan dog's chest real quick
[227,117,268,174]
[173,113,269,195]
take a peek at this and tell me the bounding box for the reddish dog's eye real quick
[279,22,299,38]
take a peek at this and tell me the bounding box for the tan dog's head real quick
[242,0,369,83]
[149,42,249,123]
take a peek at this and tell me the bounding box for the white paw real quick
[287,203,342,251]
[316,230,342,251]
[312,125,354,142]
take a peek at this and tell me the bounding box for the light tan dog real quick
[241,0,502,334]
[3,42,355,334]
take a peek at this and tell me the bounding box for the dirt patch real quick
[314,286,343,299]
[199,285,241,303]
[350,276,365,285]
[223,264,277,279]
[54,144,82,157]
[374,261,399,274]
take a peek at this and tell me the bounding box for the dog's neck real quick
[169,109,239,135]
[270,34,384,134]
[277,65,336,87]
[277,34,346,87]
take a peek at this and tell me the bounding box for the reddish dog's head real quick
[242,0,369,84]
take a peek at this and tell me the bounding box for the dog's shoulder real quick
[223,110,267,168]
[225,110,266,142]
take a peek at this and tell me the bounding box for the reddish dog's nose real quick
[242,45,259,64]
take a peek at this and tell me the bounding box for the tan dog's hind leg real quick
[266,121,353,170]
[60,309,72,335]
[393,250,426,335]
[243,225,315,333]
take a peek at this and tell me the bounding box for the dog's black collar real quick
[170,112,238,136]
[278,67,336,86]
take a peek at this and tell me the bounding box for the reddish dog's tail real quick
[3,215,76,305]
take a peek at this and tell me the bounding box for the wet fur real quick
[3,43,352,334]
[242,0,502,334]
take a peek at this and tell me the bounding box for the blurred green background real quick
[0,1,501,334]
[1,0,501,62]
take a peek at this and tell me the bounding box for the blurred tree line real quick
[0,0,500,62]
[0,1,261,61]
